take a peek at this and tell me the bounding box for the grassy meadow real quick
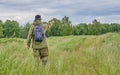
[0,33,120,75]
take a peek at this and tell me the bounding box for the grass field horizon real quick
[0,32,120,75]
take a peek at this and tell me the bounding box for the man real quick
[27,15,54,68]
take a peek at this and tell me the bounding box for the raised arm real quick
[42,18,55,33]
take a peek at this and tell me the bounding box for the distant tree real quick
[115,23,120,32]
[50,19,62,36]
[11,20,20,37]
[3,20,20,38]
[20,22,31,38]
[73,23,88,35]
[110,23,120,32]
[87,23,93,35]
[72,25,79,35]
[100,23,108,34]
[46,19,62,37]
[61,16,73,35]
[91,19,102,35]
[0,20,3,37]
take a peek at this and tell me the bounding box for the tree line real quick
[0,20,31,38]
[46,16,120,37]
[0,16,120,38]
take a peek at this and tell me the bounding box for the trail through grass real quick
[0,33,120,75]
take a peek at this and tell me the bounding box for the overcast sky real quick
[0,0,120,25]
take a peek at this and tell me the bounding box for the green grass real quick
[0,33,120,75]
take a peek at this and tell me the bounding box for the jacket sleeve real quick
[43,22,52,33]
[27,25,34,47]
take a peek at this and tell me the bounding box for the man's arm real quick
[43,23,51,33]
[43,20,55,33]
[27,25,34,48]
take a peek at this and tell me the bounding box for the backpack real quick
[33,24,44,42]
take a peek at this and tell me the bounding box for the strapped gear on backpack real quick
[33,24,44,42]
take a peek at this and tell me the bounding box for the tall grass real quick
[0,33,120,75]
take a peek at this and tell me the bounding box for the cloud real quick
[0,12,35,25]
[0,0,120,25]
[36,8,58,15]
[70,15,120,25]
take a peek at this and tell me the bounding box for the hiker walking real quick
[27,15,54,68]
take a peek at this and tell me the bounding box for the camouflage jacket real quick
[27,20,51,49]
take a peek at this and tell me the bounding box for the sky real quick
[0,0,120,25]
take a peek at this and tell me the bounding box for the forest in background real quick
[0,16,120,38]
